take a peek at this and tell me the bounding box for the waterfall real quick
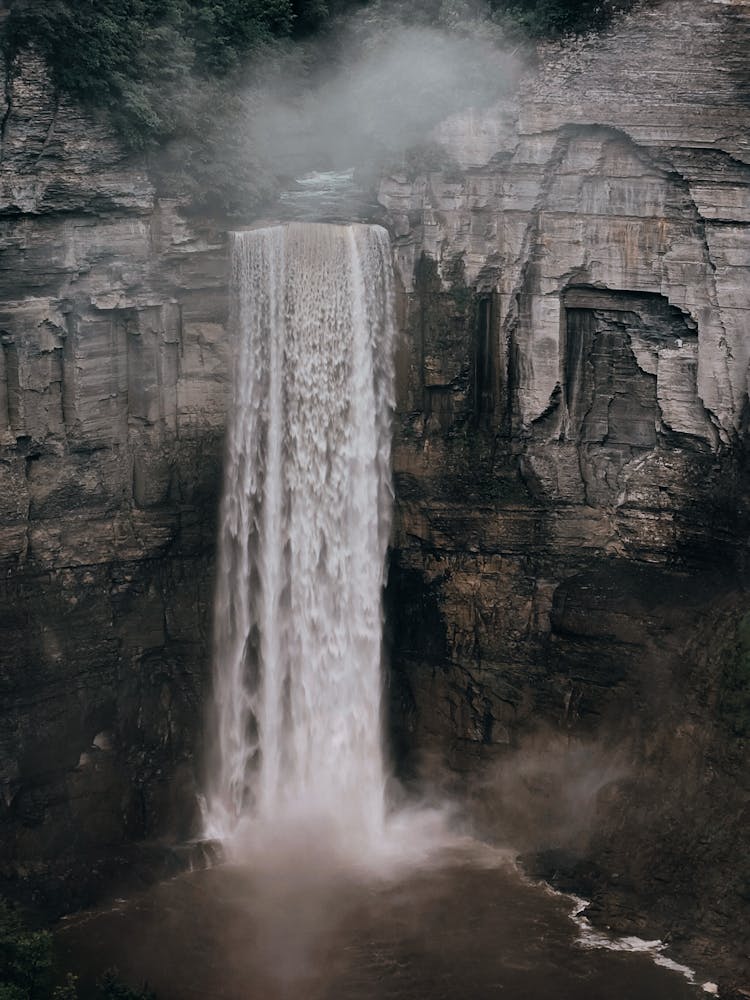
[203,222,396,854]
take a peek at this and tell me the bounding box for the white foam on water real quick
[565,894,713,991]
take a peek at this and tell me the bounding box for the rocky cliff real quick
[381,0,750,988]
[0,0,748,990]
[0,52,230,907]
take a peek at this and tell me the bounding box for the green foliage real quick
[4,1,186,147]
[150,83,280,215]
[0,898,55,1000]
[96,970,155,1000]
[1,0,345,212]
[0,900,156,1000]
[2,0,332,147]
[491,0,638,37]
[51,976,78,1000]
[291,0,332,34]
[188,0,294,74]
[719,612,750,738]
[349,0,639,38]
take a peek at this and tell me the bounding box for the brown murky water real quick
[56,847,704,1000]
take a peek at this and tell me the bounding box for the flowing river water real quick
[55,222,712,999]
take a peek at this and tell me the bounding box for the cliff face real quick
[0,0,748,985]
[381,0,750,982]
[0,54,230,906]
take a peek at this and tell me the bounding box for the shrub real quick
[492,0,640,37]
[0,899,157,1000]
[0,898,55,1000]
[1,0,333,147]
[96,970,156,1000]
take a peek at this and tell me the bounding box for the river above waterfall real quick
[55,844,707,1000]
[276,169,380,222]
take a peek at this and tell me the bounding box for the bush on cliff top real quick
[2,0,334,148]
[0,897,56,1000]
[494,0,638,37]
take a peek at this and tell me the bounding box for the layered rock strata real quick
[381,0,750,988]
[0,54,229,907]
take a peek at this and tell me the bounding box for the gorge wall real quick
[0,53,229,906]
[0,0,748,988]
[382,0,750,983]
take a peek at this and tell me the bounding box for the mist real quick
[471,731,631,853]
[156,1,524,214]
[252,11,521,177]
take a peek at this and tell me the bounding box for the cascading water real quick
[203,222,396,855]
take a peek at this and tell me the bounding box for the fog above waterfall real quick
[159,1,523,205]
[251,7,521,178]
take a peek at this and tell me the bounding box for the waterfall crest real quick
[203,222,396,854]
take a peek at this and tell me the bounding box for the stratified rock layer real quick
[0,53,229,907]
[380,0,750,988]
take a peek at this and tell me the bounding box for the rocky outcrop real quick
[0,53,230,908]
[381,0,750,990]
